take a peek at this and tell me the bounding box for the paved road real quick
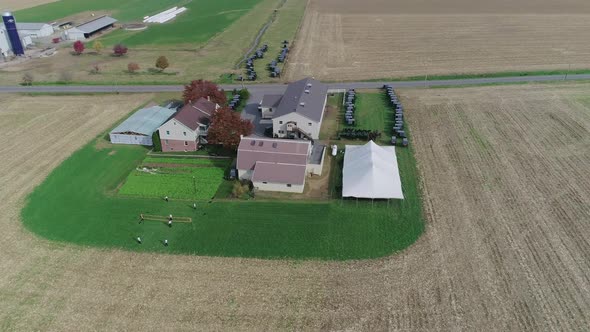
[1,73,589,94]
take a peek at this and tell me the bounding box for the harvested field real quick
[286,0,590,80]
[1,83,590,329]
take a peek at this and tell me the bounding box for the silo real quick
[2,12,24,55]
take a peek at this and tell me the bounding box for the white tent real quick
[342,141,404,199]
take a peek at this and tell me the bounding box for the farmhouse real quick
[65,16,117,40]
[342,141,404,199]
[259,77,328,140]
[237,136,325,193]
[158,97,220,152]
[109,105,176,146]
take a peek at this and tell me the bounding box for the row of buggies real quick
[384,84,408,147]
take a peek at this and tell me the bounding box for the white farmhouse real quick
[158,97,220,152]
[259,77,328,140]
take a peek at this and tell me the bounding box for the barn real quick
[65,16,117,40]
[109,106,175,146]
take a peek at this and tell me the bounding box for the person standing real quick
[136,237,142,244]
[164,239,168,246]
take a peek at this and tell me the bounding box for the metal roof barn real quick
[66,16,117,40]
[110,106,175,146]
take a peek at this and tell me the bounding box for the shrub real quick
[73,40,84,55]
[113,44,128,57]
[155,56,169,72]
[21,72,34,86]
[151,131,162,152]
[127,62,140,73]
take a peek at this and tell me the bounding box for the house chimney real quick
[207,96,211,101]
[240,134,243,139]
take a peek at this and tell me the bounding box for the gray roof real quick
[273,77,327,122]
[76,16,117,33]
[260,94,282,108]
[111,106,175,136]
[0,22,50,31]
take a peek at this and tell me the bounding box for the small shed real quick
[110,106,175,146]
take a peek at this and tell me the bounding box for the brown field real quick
[1,83,589,330]
[0,0,57,11]
[286,0,590,81]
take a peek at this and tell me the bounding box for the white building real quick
[259,77,328,140]
[0,26,33,57]
[158,97,220,152]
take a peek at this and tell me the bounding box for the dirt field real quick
[0,0,57,11]
[1,83,589,330]
[286,0,590,80]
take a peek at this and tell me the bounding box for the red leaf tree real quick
[207,108,253,149]
[73,40,85,55]
[113,44,128,57]
[182,79,227,105]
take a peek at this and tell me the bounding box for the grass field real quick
[21,131,423,259]
[346,93,395,144]
[16,0,263,47]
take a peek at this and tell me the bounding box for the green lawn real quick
[347,93,395,144]
[22,131,423,259]
[16,0,263,47]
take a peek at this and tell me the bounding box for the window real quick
[183,131,186,136]
[184,141,188,146]
[262,181,267,184]
[308,122,312,126]
[166,130,170,135]
[279,121,283,124]
[286,184,292,187]
[173,122,176,125]
[278,130,284,134]
[165,140,169,145]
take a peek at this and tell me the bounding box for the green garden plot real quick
[142,156,229,167]
[119,167,225,200]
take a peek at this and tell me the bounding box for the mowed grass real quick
[346,93,396,144]
[15,0,263,47]
[22,132,423,259]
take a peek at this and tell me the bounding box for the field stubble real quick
[286,0,590,81]
[0,83,589,330]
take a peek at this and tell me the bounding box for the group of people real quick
[135,197,197,246]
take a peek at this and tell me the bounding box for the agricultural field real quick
[0,0,306,85]
[285,0,590,81]
[1,83,590,329]
[119,156,228,200]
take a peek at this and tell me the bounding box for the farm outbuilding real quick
[109,106,175,146]
[342,141,404,199]
[0,22,54,38]
[65,16,117,40]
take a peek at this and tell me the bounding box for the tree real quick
[73,40,85,55]
[182,79,227,105]
[151,131,162,152]
[155,56,169,72]
[207,108,253,149]
[21,72,34,86]
[113,44,128,57]
[92,40,104,54]
[127,62,140,73]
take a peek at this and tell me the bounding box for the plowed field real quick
[286,0,590,80]
[1,84,589,330]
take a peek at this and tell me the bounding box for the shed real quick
[110,106,175,146]
[66,16,117,40]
